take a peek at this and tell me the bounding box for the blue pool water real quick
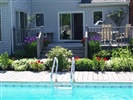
[0,82,133,100]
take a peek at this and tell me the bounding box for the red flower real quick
[38,60,41,63]
[97,57,101,61]
[103,58,108,61]
[82,38,85,43]
[41,61,43,64]
[75,56,79,61]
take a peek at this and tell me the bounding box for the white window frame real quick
[93,10,103,26]
[57,11,85,42]
[35,13,44,27]
[15,11,27,29]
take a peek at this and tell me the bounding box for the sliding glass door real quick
[59,13,83,40]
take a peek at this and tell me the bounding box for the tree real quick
[106,8,127,26]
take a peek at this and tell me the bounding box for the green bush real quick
[0,52,9,70]
[46,46,73,71]
[24,41,37,58]
[129,38,133,54]
[13,49,25,59]
[24,36,37,58]
[92,56,106,71]
[75,58,94,71]
[44,59,53,70]
[28,59,45,71]
[88,40,101,59]
[12,59,29,71]
[105,57,133,71]
[95,50,111,58]
[111,47,132,58]
[8,59,14,70]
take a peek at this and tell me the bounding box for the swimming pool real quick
[0,82,133,100]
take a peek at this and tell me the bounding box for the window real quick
[93,11,103,25]
[36,14,44,26]
[0,10,1,41]
[16,11,27,29]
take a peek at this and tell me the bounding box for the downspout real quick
[9,0,14,54]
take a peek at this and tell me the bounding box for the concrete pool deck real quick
[0,71,132,82]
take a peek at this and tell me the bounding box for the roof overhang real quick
[79,2,129,7]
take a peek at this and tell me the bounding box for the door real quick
[73,13,83,40]
[59,13,83,40]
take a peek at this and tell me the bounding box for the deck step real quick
[40,44,85,58]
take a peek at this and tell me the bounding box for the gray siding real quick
[11,0,32,27]
[0,0,32,54]
[0,2,11,54]
[32,0,129,42]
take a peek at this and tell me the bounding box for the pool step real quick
[52,82,73,89]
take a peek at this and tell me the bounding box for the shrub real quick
[75,58,94,71]
[46,46,73,71]
[28,59,45,71]
[12,59,29,71]
[44,59,53,70]
[88,36,101,59]
[8,59,14,70]
[0,52,9,70]
[24,36,37,58]
[105,57,133,71]
[95,50,111,59]
[129,38,133,54]
[111,47,132,58]
[13,49,25,59]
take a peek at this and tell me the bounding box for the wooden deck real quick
[0,71,132,83]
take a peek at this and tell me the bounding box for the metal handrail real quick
[50,57,58,82]
[70,57,75,82]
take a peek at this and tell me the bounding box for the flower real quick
[70,56,79,61]
[96,57,108,61]
[29,59,45,71]
[82,38,85,43]
[24,36,37,43]
[44,37,50,46]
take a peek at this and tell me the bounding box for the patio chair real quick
[125,24,131,38]
[116,24,131,43]
[100,24,113,44]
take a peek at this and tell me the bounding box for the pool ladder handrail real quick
[70,57,75,82]
[50,57,58,82]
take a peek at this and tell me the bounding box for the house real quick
[0,0,130,55]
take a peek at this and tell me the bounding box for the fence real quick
[13,27,42,53]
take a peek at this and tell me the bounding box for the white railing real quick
[70,57,75,82]
[50,57,58,82]
[37,26,44,58]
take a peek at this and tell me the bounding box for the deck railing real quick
[13,27,43,56]
[37,26,44,58]
[86,25,133,46]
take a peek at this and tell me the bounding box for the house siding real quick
[0,0,32,54]
[32,0,129,42]
[0,2,11,54]
[11,0,32,27]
